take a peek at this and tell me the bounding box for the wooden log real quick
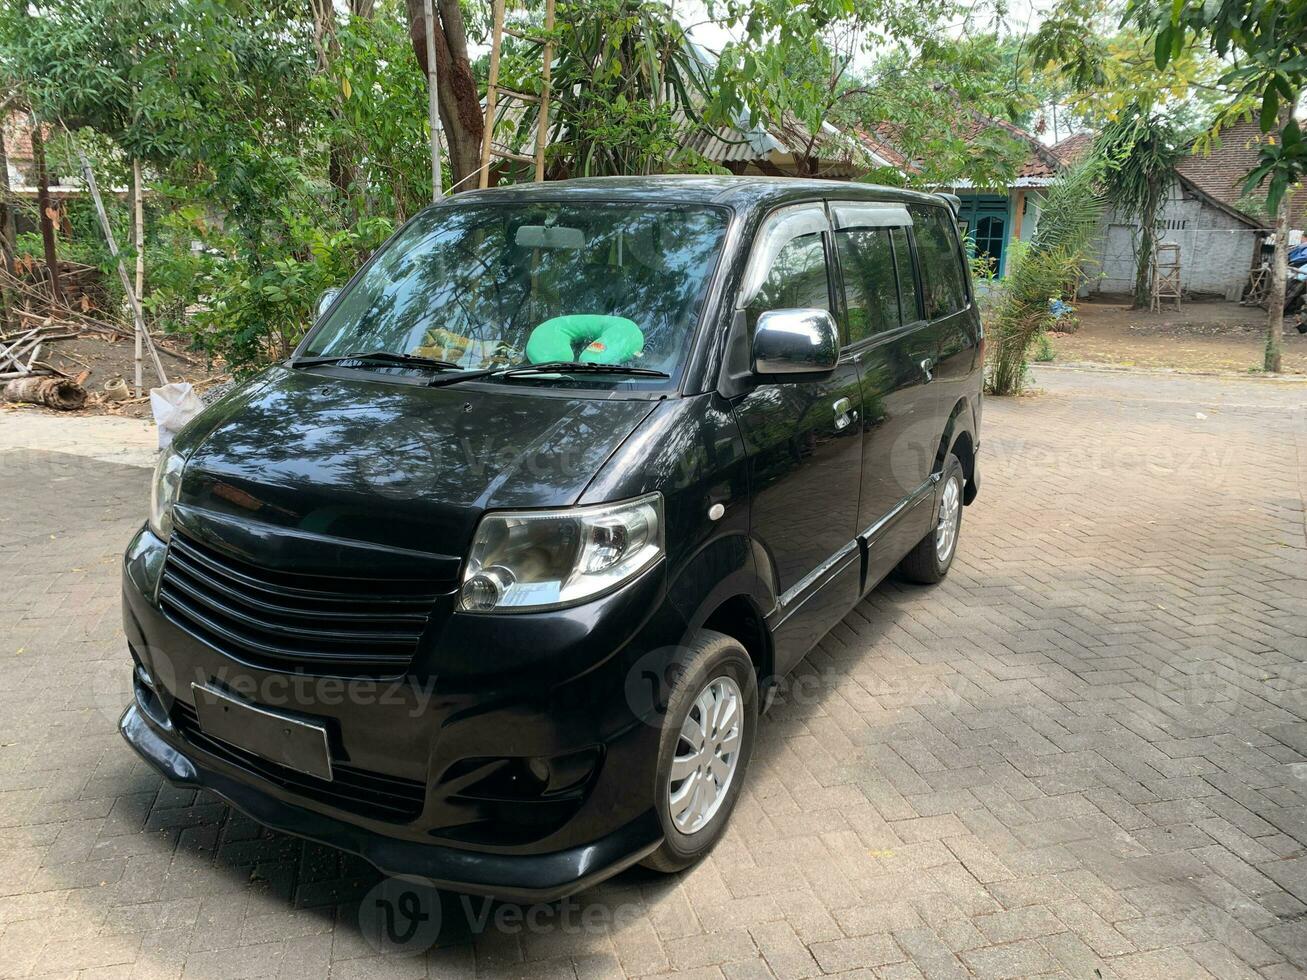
[3,375,86,410]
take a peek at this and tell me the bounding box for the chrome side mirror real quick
[314,286,342,321]
[751,308,839,376]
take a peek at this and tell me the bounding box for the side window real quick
[909,205,968,319]
[744,232,831,329]
[890,227,923,323]
[835,228,900,344]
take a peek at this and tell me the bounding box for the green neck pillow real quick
[525,315,644,365]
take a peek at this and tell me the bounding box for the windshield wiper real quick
[291,350,464,371]
[499,361,671,380]
[428,361,669,388]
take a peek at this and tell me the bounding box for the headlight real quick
[149,446,185,542]
[459,493,664,613]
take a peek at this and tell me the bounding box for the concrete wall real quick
[1083,178,1258,299]
[1012,189,1044,244]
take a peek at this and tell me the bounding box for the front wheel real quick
[897,454,965,584]
[641,630,757,874]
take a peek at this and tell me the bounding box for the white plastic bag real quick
[150,382,205,449]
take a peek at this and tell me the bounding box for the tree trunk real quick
[311,0,356,202]
[1132,187,1157,309]
[30,118,63,304]
[405,0,483,192]
[1265,193,1287,373]
[0,118,17,326]
[1265,98,1296,374]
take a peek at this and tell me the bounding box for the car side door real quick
[829,203,939,591]
[730,204,865,673]
[908,203,980,446]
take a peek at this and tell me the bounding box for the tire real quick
[897,453,965,585]
[641,630,758,874]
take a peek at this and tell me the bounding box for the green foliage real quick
[1125,0,1306,214]
[985,160,1105,395]
[1034,332,1056,362]
[0,0,433,368]
[317,12,432,220]
[498,0,717,177]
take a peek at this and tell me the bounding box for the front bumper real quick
[120,701,660,900]
[120,525,679,900]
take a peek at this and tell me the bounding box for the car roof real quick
[451,175,949,213]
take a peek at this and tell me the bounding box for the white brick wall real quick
[1083,178,1260,299]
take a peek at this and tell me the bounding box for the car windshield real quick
[300,201,730,385]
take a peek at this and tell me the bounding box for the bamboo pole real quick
[133,159,144,395]
[0,118,16,328]
[535,0,555,182]
[68,132,167,386]
[422,0,443,201]
[479,0,505,190]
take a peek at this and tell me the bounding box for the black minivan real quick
[121,176,981,899]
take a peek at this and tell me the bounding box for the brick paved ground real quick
[1,367,1305,979]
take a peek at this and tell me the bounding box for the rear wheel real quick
[642,630,757,873]
[897,454,964,584]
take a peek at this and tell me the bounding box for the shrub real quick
[985,160,1103,395]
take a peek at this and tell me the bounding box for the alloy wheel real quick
[668,675,743,834]
[935,476,961,564]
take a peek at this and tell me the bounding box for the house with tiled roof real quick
[857,113,1074,278]
[1175,118,1306,229]
[1082,118,1304,300]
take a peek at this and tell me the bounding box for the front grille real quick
[171,701,426,823]
[159,532,442,675]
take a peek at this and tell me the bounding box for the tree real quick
[495,0,716,178]
[1041,0,1305,371]
[402,0,482,192]
[1093,104,1181,308]
[704,0,964,180]
[1131,0,1305,373]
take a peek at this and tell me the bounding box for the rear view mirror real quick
[314,286,342,321]
[752,308,839,377]
[515,225,585,249]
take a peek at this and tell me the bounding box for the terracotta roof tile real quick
[1051,132,1094,165]
[856,111,1062,184]
[1176,117,1306,229]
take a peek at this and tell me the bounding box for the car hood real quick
[170,367,656,577]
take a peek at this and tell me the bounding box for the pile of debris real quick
[0,316,88,410]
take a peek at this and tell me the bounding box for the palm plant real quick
[986,159,1105,396]
[1093,104,1181,308]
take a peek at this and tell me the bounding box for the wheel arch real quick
[934,396,978,505]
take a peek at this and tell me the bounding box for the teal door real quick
[973,213,1007,273]
[958,195,1010,277]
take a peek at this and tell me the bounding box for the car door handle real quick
[920,358,934,382]
[832,397,857,430]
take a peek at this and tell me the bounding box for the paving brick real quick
[3,368,1305,979]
